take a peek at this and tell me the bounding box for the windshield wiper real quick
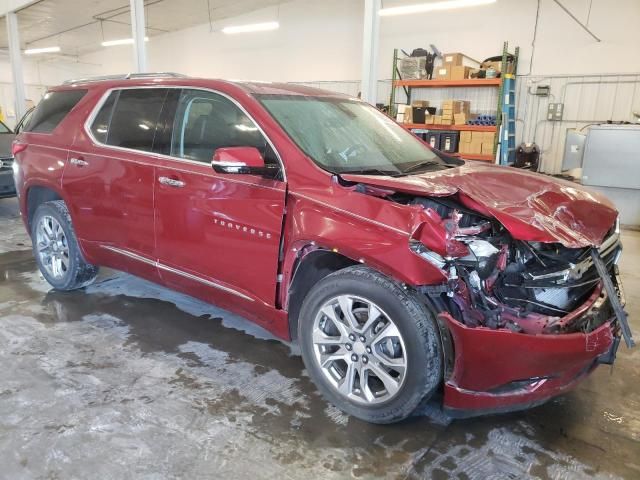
[338,168,404,177]
[401,160,448,175]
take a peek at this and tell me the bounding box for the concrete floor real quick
[0,196,639,480]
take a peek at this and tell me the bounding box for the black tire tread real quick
[31,200,98,290]
[298,265,442,424]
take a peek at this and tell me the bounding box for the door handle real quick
[158,176,186,188]
[69,157,88,167]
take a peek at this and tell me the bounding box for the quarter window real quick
[90,91,118,144]
[104,89,168,152]
[25,89,87,133]
[170,89,280,175]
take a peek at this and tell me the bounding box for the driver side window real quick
[170,89,281,178]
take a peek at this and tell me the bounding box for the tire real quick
[298,266,442,424]
[31,200,98,290]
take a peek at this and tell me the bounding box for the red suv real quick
[12,74,633,423]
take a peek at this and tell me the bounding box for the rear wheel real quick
[298,266,442,424]
[31,200,98,290]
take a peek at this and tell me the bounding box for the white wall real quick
[75,0,640,82]
[0,54,99,126]
[78,0,365,82]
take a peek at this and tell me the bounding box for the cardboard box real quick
[483,132,496,144]
[454,113,476,125]
[443,52,464,66]
[481,143,494,155]
[451,65,471,81]
[460,131,473,143]
[403,105,413,124]
[433,115,442,125]
[471,131,485,142]
[471,142,484,154]
[412,100,430,107]
[442,100,470,114]
[460,141,483,155]
[441,117,454,125]
[424,114,434,125]
[435,66,451,80]
[396,104,409,123]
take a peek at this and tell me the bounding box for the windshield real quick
[0,120,11,134]
[258,95,451,176]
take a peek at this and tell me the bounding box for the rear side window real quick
[90,91,118,144]
[26,89,87,133]
[104,89,168,152]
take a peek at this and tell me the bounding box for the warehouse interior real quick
[1,0,639,478]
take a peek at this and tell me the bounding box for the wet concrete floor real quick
[0,196,639,479]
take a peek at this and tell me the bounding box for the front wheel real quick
[298,266,442,424]
[31,200,99,290]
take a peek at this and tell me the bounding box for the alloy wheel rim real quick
[312,295,407,405]
[36,215,70,280]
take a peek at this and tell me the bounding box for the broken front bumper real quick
[439,310,619,417]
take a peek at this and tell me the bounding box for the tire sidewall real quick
[298,267,442,423]
[31,202,82,290]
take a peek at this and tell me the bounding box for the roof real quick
[53,73,351,99]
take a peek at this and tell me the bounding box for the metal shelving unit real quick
[390,42,519,163]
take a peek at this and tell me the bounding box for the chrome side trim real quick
[290,191,410,237]
[82,85,287,182]
[101,245,254,302]
[102,245,155,266]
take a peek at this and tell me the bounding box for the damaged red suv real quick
[12,74,633,423]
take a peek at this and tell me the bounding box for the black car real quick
[0,108,34,199]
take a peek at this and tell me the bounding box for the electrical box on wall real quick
[547,103,564,121]
[535,85,550,96]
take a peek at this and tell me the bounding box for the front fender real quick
[279,190,447,308]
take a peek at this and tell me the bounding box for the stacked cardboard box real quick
[442,100,470,126]
[437,53,474,81]
[459,131,495,156]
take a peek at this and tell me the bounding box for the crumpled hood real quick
[341,162,618,248]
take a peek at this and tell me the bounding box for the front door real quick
[153,88,287,307]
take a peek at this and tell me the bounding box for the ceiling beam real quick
[1,0,41,17]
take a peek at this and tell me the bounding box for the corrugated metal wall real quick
[292,74,640,174]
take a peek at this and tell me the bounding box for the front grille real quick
[496,230,621,316]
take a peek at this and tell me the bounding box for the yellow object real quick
[0,106,5,123]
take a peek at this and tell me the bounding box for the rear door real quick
[65,88,168,275]
[152,88,287,306]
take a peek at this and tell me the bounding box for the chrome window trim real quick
[101,245,254,302]
[83,85,287,182]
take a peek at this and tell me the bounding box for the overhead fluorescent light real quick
[380,0,496,16]
[24,46,61,55]
[101,37,149,47]
[222,21,279,34]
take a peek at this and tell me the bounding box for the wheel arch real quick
[286,248,358,341]
[25,184,64,230]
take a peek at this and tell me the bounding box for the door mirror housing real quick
[211,147,266,174]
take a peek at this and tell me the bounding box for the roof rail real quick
[63,72,187,85]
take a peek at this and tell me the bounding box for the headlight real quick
[615,215,620,234]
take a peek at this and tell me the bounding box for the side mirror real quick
[211,147,265,174]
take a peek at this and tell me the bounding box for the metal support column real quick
[360,0,381,105]
[129,0,147,72]
[6,11,27,121]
